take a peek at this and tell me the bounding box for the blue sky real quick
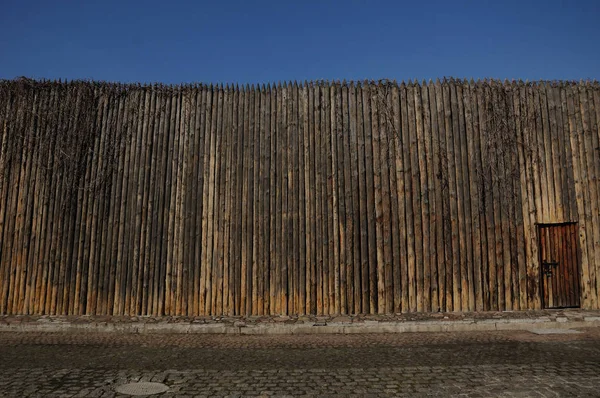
[1,1,599,85]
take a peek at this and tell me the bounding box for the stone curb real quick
[1,318,599,335]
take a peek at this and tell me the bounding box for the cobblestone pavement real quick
[1,328,600,397]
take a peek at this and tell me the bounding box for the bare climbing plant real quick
[0,78,135,213]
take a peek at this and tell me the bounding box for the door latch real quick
[542,261,558,277]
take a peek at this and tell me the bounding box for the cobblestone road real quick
[1,328,599,397]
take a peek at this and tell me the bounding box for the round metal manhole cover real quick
[114,382,169,396]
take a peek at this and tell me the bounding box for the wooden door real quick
[538,223,581,309]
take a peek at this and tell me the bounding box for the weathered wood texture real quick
[0,79,598,315]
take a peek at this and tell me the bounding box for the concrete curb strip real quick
[1,317,599,334]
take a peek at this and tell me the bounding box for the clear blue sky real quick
[1,1,599,85]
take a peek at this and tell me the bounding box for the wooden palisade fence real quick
[0,78,599,316]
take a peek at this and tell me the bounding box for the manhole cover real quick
[529,328,582,335]
[114,382,169,396]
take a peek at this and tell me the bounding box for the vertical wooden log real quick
[0,87,16,314]
[13,89,40,314]
[393,83,409,313]
[490,83,507,311]
[180,88,194,314]
[324,81,334,314]
[423,82,439,312]
[23,87,51,314]
[157,88,175,315]
[250,85,260,314]
[232,86,245,315]
[30,86,59,314]
[400,83,416,311]
[456,83,475,311]
[101,89,126,315]
[356,83,370,313]
[330,82,344,314]
[214,86,229,315]
[198,86,213,314]
[222,86,236,315]
[415,82,431,312]
[244,85,255,314]
[202,85,218,314]
[125,86,145,315]
[269,85,283,314]
[378,83,393,313]
[290,82,299,314]
[580,84,600,307]
[267,85,277,314]
[210,86,226,314]
[151,88,169,316]
[112,90,135,315]
[440,81,458,311]
[255,85,265,315]
[274,83,283,314]
[314,83,324,315]
[508,82,521,310]
[511,83,528,310]
[408,82,424,312]
[61,87,86,315]
[186,86,199,315]
[369,83,385,313]
[547,84,565,221]
[430,81,443,311]
[517,84,537,309]
[137,86,153,315]
[164,88,181,315]
[588,85,600,303]
[565,84,593,307]
[174,87,187,315]
[130,88,151,314]
[0,85,19,313]
[340,82,354,314]
[85,88,111,315]
[327,83,338,313]
[560,85,577,222]
[348,82,362,314]
[51,86,79,315]
[6,85,30,314]
[306,83,317,314]
[540,85,557,221]
[576,84,599,307]
[299,83,308,315]
[447,81,466,311]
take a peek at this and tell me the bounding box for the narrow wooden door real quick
[538,223,581,309]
